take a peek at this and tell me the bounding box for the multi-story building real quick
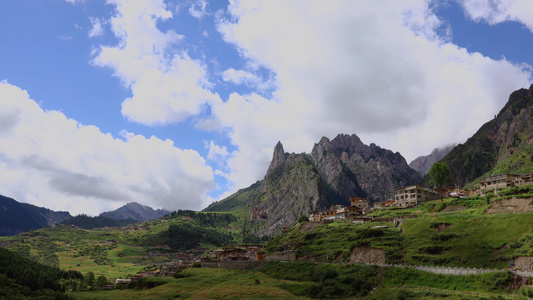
[394,185,440,207]
[478,173,533,195]
[350,197,369,212]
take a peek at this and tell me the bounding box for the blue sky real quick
[0,0,532,215]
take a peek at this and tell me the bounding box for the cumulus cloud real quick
[79,0,532,203]
[0,82,215,215]
[92,0,221,125]
[212,0,531,190]
[457,0,533,32]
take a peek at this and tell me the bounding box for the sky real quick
[0,0,532,216]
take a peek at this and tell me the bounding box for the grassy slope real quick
[0,211,253,281]
[71,268,304,300]
[69,262,520,300]
[265,193,533,269]
[465,143,533,190]
[203,182,259,213]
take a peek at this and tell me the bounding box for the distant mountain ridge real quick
[99,202,170,221]
[0,195,72,236]
[409,144,456,176]
[206,134,421,236]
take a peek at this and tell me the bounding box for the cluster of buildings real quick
[476,173,533,195]
[202,245,264,262]
[308,197,370,222]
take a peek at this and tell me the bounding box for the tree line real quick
[0,247,83,292]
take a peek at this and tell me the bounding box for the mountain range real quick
[2,84,532,238]
[205,84,533,236]
[0,198,170,236]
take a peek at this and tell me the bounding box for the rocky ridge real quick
[247,134,421,236]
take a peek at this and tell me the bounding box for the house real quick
[394,185,440,207]
[115,278,131,285]
[478,173,533,195]
[373,200,396,209]
[344,205,362,217]
[350,197,369,212]
[219,248,248,261]
[322,207,337,221]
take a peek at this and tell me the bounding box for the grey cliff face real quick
[248,134,421,236]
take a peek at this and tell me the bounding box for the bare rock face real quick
[311,134,421,204]
[349,245,386,264]
[514,257,533,271]
[248,134,420,236]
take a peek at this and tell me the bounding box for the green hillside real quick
[203,181,260,213]
[265,188,533,269]
[0,210,261,280]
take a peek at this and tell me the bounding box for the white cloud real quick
[88,17,104,38]
[212,0,531,191]
[189,0,208,20]
[92,0,221,125]
[222,68,257,85]
[0,82,215,215]
[457,0,533,32]
[80,0,532,205]
[206,140,229,165]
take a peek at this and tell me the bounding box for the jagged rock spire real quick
[266,141,285,177]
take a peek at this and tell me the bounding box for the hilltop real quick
[99,202,170,222]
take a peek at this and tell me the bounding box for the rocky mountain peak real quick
[266,141,285,177]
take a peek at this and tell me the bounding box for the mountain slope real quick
[99,202,170,221]
[439,84,533,187]
[0,195,71,236]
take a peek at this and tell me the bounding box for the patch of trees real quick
[61,214,137,229]
[142,223,236,250]
[166,210,237,227]
[74,244,115,265]
[0,247,83,292]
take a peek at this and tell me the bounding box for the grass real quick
[71,268,305,299]
[265,196,533,269]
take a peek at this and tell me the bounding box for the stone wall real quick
[201,261,267,270]
[265,251,296,261]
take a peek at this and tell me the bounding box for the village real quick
[110,172,533,286]
[308,172,533,222]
